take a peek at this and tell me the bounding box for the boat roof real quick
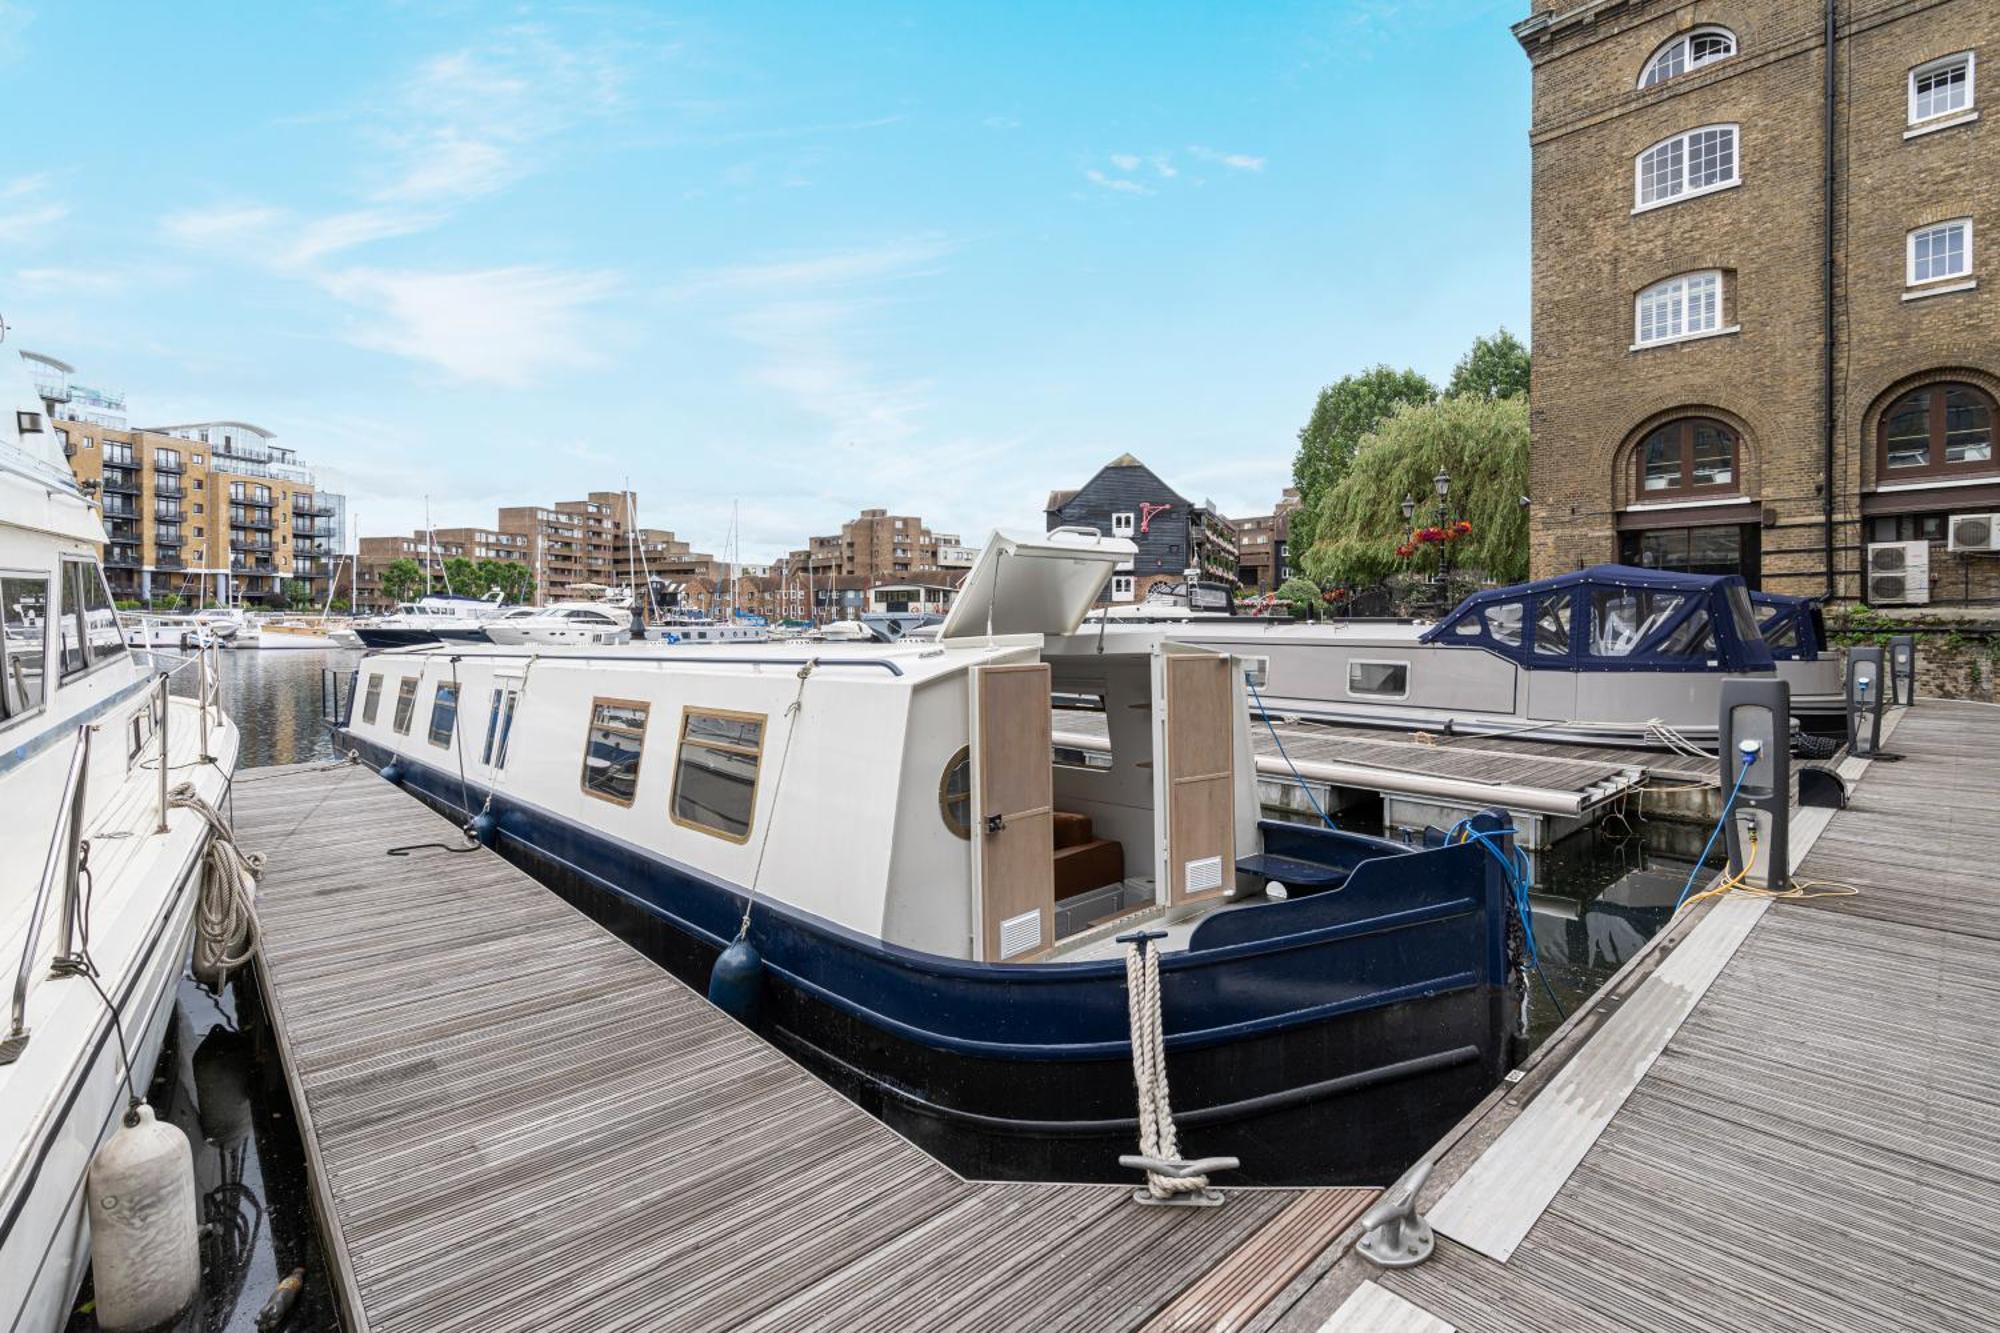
[368,635,1028,686]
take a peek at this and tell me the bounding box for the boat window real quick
[1723,584,1761,646]
[1659,608,1716,656]
[1588,589,1685,656]
[1534,592,1573,656]
[939,745,972,839]
[57,561,87,677]
[1,574,50,719]
[361,673,384,725]
[1482,601,1524,648]
[482,686,519,766]
[77,561,126,666]
[392,678,419,734]
[428,682,459,748]
[1052,689,1114,770]
[1764,618,1799,652]
[582,699,649,807]
[671,708,765,841]
[1451,616,1481,636]
[1347,660,1410,699]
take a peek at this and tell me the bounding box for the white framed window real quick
[1110,574,1135,602]
[1908,219,1972,286]
[1110,512,1136,537]
[1634,271,1723,346]
[1909,53,1974,124]
[1346,660,1410,700]
[1639,27,1737,88]
[1635,125,1738,211]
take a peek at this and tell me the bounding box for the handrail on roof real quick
[381,648,907,677]
[2,725,89,1065]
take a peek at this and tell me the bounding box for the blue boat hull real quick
[339,729,1519,1185]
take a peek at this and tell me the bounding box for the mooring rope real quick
[734,661,814,942]
[170,781,265,987]
[1122,936,1207,1199]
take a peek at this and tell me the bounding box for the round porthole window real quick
[939,746,972,839]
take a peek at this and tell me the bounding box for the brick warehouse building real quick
[1515,0,1996,607]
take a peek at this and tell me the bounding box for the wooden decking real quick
[1259,699,2000,1332]
[233,763,1373,1333]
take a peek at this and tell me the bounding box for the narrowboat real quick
[1114,566,1783,748]
[335,530,1522,1185]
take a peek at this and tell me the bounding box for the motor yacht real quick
[0,353,241,1332]
[334,530,1521,1185]
[351,591,509,649]
[481,601,631,647]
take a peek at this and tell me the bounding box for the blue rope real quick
[1673,751,1756,914]
[1450,819,1567,1021]
[1247,675,1335,829]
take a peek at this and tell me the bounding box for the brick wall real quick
[1518,0,1999,603]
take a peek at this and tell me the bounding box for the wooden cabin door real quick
[971,663,1055,961]
[1154,648,1235,907]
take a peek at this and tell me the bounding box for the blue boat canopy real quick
[1421,565,1775,672]
[1749,590,1827,661]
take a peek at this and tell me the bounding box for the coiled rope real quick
[1122,935,1206,1199]
[170,781,265,987]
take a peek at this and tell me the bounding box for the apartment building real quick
[26,352,345,606]
[791,508,962,583]
[1515,0,1997,606]
[1234,487,1303,594]
[1045,455,1240,603]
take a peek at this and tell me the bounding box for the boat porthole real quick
[939,746,972,840]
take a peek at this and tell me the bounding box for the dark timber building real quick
[1045,454,1240,603]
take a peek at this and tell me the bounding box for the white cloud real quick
[284,209,441,266]
[0,2,30,64]
[1109,153,1141,172]
[686,236,954,295]
[320,265,620,384]
[0,174,66,244]
[982,114,1021,130]
[1085,169,1150,195]
[161,204,288,250]
[1189,145,1267,172]
[16,265,128,295]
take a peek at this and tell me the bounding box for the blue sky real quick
[3,0,1531,560]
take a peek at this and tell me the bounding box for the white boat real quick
[482,602,631,647]
[334,529,1522,1186]
[242,615,349,651]
[352,591,509,649]
[1100,566,1812,749]
[0,353,241,1331]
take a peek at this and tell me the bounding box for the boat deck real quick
[234,762,1375,1333]
[1257,698,2000,1332]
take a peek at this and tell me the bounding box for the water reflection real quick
[154,647,359,768]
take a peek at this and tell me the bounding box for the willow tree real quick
[1298,394,1530,588]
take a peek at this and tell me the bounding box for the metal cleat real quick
[1118,1154,1239,1208]
[1357,1160,1435,1267]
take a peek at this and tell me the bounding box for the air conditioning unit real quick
[1947,512,2000,553]
[1866,540,1931,605]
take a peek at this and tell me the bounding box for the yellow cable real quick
[1679,829,1863,912]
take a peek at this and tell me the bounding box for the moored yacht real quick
[482,601,631,646]
[335,530,1521,1185]
[0,354,241,1331]
[352,590,509,649]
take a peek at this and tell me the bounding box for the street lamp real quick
[1400,494,1417,522]
[1434,469,1451,501]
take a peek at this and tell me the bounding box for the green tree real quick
[152,593,184,612]
[1299,395,1531,588]
[1445,328,1531,401]
[282,579,314,610]
[380,558,425,605]
[442,557,479,596]
[478,559,535,605]
[1291,366,1438,550]
[1275,575,1323,621]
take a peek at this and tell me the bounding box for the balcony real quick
[231,537,276,553]
[154,506,184,523]
[106,547,141,569]
[101,470,140,495]
[292,499,336,518]
[230,558,275,573]
[155,555,186,571]
[154,478,184,498]
[153,458,185,475]
[102,498,138,519]
[229,511,276,530]
[294,538,331,556]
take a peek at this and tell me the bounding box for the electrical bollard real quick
[1888,634,1917,707]
[1847,646,1885,757]
[1718,678,1790,891]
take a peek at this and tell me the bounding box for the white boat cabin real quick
[349,531,1262,962]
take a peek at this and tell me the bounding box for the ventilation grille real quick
[998,908,1042,959]
[1869,574,1909,603]
[1185,855,1224,894]
[1870,546,1908,572]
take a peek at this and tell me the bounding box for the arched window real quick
[1635,418,1739,497]
[1635,125,1738,211]
[1640,27,1737,88]
[1878,383,1996,479]
[1635,271,1724,346]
